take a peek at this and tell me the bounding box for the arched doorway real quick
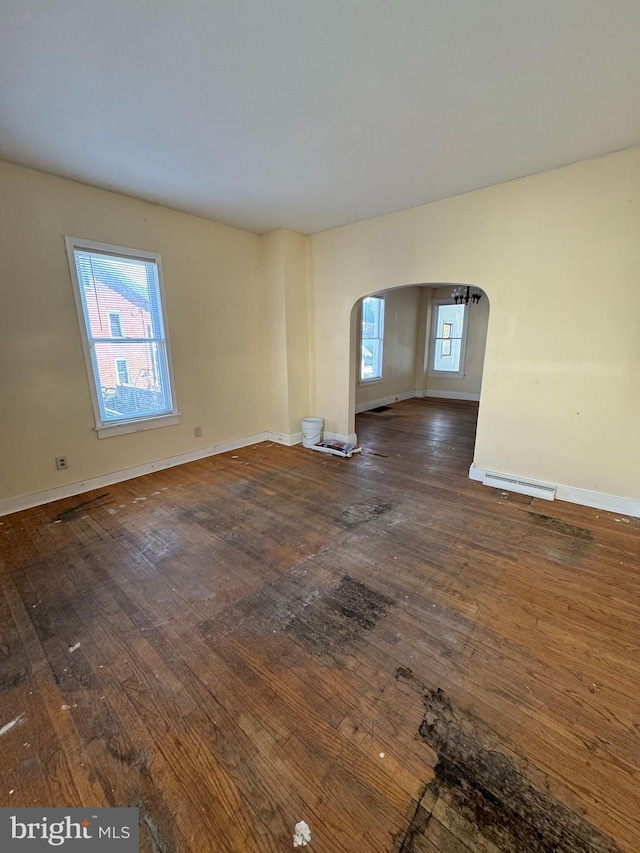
[348,283,490,461]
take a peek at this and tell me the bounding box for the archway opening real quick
[348,283,490,466]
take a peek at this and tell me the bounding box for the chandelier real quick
[451,285,482,305]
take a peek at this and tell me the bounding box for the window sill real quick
[428,370,465,379]
[358,377,384,387]
[96,413,181,439]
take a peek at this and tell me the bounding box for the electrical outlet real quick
[194,426,202,438]
[55,456,69,471]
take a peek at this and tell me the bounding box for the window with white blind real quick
[65,237,179,437]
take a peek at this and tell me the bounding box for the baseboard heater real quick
[483,472,557,501]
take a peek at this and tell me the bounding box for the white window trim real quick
[428,298,469,379]
[65,236,180,438]
[358,292,386,385]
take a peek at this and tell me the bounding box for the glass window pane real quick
[360,295,384,380]
[93,341,171,421]
[75,251,160,339]
[436,304,464,339]
[433,337,462,372]
[362,338,382,379]
[362,298,376,336]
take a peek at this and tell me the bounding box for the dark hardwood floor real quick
[0,398,639,852]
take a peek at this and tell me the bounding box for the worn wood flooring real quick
[0,398,639,852]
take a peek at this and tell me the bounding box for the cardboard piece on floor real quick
[310,440,362,458]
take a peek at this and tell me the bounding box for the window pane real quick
[360,295,384,380]
[362,338,382,379]
[93,342,171,421]
[436,304,464,339]
[433,337,462,372]
[362,297,382,338]
[75,251,161,339]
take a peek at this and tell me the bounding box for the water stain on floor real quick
[338,498,393,528]
[286,575,394,655]
[55,492,113,521]
[395,669,623,853]
[528,512,593,543]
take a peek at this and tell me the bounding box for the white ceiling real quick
[1,1,639,234]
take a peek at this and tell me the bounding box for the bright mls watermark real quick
[0,808,138,850]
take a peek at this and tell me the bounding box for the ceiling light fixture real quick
[451,285,482,305]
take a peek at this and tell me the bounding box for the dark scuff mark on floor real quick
[130,794,176,853]
[0,662,29,693]
[55,492,113,521]
[528,512,593,543]
[395,668,623,853]
[396,783,432,852]
[140,810,174,853]
[286,575,394,654]
[338,498,393,528]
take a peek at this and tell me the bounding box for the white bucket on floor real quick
[301,417,323,448]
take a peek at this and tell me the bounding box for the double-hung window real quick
[429,299,468,377]
[65,237,178,437]
[360,295,385,382]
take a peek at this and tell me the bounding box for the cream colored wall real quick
[311,147,640,502]
[0,161,267,503]
[261,230,292,436]
[424,286,489,398]
[355,286,421,408]
[260,229,311,436]
[282,231,312,434]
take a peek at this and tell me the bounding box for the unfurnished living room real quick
[1,2,639,851]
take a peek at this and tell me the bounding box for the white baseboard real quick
[354,389,480,410]
[425,390,480,402]
[555,483,640,518]
[355,390,416,414]
[323,431,358,446]
[469,464,640,518]
[0,431,269,517]
[266,431,302,446]
[468,464,485,483]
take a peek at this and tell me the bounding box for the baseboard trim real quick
[266,431,302,446]
[425,390,481,402]
[355,390,416,414]
[354,389,480,409]
[469,464,640,518]
[0,431,269,517]
[555,483,640,518]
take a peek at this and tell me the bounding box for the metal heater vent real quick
[484,472,556,501]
